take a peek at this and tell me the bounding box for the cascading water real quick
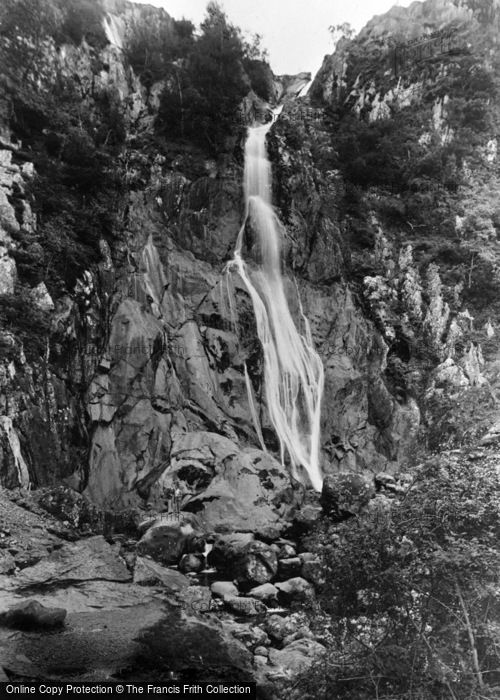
[226,108,325,491]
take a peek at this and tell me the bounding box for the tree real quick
[156,2,247,153]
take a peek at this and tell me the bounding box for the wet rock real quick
[0,600,66,630]
[136,522,196,566]
[133,556,190,591]
[248,583,279,604]
[223,595,267,617]
[179,553,204,574]
[321,472,376,518]
[278,557,302,579]
[276,577,315,604]
[211,580,239,598]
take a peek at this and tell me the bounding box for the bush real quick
[298,455,500,699]
[0,289,51,361]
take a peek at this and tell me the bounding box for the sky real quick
[132,0,416,75]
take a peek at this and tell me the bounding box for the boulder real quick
[276,577,315,604]
[254,646,269,657]
[136,522,196,565]
[0,600,66,630]
[209,534,277,585]
[268,638,325,676]
[208,533,254,571]
[321,472,375,518]
[211,581,239,598]
[179,553,204,574]
[248,583,279,605]
[235,541,278,585]
[278,557,302,579]
[10,536,131,587]
[278,543,296,558]
[222,620,270,649]
[374,472,397,492]
[264,614,301,642]
[223,595,267,617]
[300,558,324,586]
[133,556,190,591]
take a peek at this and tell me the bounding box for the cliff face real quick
[302,0,500,454]
[0,0,313,528]
[1,0,498,526]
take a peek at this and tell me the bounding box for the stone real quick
[222,620,270,649]
[375,472,397,492]
[321,472,376,518]
[208,533,254,571]
[36,486,103,531]
[278,543,296,558]
[140,615,254,680]
[209,535,277,586]
[283,628,314,646]
[163,433,292,537]
[264,614,300,642]
[268,638,325,676]
[0,600,66,630]
[30,282,54,311]
[179,585,213,614]
[248,583,279,604]
[254,646,269,657]
[278,557,302,579]
[300,558,324,586]
[133,556,190,591]
[137,522,196,566]
[298,552,316,563]
[223,595,267,617]
[179,553,204,574]
[236,541,278,586]
[292,502,323,532]
[211,580,239,598]
[276,577,315,604]
[11,536,131,588]
[0,551,15,574]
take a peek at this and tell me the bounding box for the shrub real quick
[298,455,500,699]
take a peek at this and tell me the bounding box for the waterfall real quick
[227,108,325,491]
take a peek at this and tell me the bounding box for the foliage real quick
[0,288,51,361]
[56,0,107,48]
[124,15,195,87]
[299,455,500,699]
[156,2,248,154]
